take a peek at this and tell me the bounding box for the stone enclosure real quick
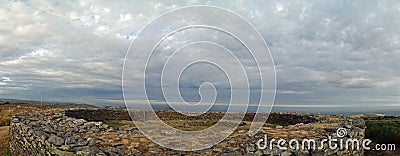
[9,108,366,155]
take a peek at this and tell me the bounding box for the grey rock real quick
[12,118,19,123]
[76,150,91,156]
[103,147,124,155]
[87,137,97,146]
[213,147,224,153]
[222,151,242,156]
[148,148,161,153]
[77,138,89,146]
[254,150,263,156]
[246,145,256,153]
[263,150,272,155]
[53,149,75,156]
[95,152,106,156]
[59,145,71,151]
[48,134,65,146]
[126,148,141,155]
[272,149,283,155]
[111,141,123,147]
[281,150,292,156]
[345,124,352,129]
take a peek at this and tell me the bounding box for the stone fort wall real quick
[9,109,366,155]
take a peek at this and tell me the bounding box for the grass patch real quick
[0,119,10,126]
[366,121,400,144]
[2,147,11,156]
[365,120,400,155]
[102,120,127,127]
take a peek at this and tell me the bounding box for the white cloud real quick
[279,90,312,95]
[275,3,284,12]
[0,0,399,109]
[119,13,132,22]
[2,77,12,82]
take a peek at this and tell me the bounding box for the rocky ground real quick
[64,109,318,130]
[8,108,366,155]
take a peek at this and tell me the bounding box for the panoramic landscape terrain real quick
[1,0,400,155]
[0,99,399,155]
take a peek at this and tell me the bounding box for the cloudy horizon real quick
[1,0,399,113]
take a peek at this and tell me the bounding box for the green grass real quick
[2,147,12,156]
[102,120,126,127]
[366,121,400,144]
[364,121,400,155]
[0,119,10,126]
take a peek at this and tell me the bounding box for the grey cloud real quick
[0,0,399,110]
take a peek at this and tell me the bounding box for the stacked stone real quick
[9,111,124,156]
[9,109,366,155]
[324,117,366,155]
[242,116,366,156]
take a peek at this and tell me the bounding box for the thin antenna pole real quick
[41,92,43,107]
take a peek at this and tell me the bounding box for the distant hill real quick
[0,98,97,108]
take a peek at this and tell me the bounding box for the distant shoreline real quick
[1,98,399,116]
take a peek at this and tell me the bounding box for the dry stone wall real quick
[9,110,124,156]
[9,109,366,155]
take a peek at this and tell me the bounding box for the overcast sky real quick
[1,0,399,112]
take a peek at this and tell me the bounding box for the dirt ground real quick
[0,126,9,155]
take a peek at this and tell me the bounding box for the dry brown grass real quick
[0,126,10,155]
[163,120,217,131]
[102,119,218,131]
[0,104,59,125]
